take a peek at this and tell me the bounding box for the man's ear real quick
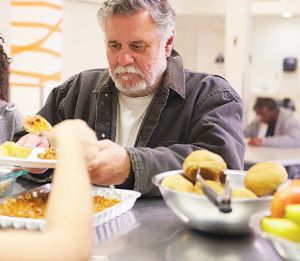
[165,31,175,58]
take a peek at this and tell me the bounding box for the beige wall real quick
[174,14,300,122]
[1,0,300,122]
[249,16,300,121]
[62,0,107,81]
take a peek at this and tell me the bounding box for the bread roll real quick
[232,188,257,199]
[161,174,194,193]
[183,150,227,182]
[245,161,288,196]
[194,180,224,195]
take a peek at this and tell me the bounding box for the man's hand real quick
[16,134,49,149]
[87,140,131,185]
[248,137,262,146]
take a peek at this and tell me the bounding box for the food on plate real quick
[194,180,224,195]
[259,179,300,243]
[245,161,288,196]
[231,188,257,199]
[23,115,52,135]
[37,147,57,160]
[0,141,32,158]
[270,179,300,218]
[261,217,300,243]
[183,150,227,183]
[285,204,300,225]
[161,174,194,193]
[0,192,120,219]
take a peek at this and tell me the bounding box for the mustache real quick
[114,66,144,78]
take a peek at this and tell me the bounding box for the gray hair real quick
[97,0,175,41]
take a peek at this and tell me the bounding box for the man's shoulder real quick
[185,69,228,86]
[279,107,293,116]
[60,68,109,92]
[184,69,241,101]
[278,107,298,124]
[74,68,109,81]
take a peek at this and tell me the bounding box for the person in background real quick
[0,36,23,144]
[0,119,97,260]
[244,97,300,148]
[15,0,245,195]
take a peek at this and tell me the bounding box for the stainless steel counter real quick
[13,180,281,261]
[92,198,282,261]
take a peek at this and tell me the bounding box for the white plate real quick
[0,148,56,169]
[0,184,141,230]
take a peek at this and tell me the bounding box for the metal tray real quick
[93,211,139,246]
[0,184,141,230]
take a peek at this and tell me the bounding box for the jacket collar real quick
[162,49,185,98]
[93,49,185,98]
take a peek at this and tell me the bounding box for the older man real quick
[16,0,245,195]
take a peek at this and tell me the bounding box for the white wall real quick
[2,0,300,122]
[249,16,300,120]
[175,15,225,75]
[62,0,107,81]
[1,0,106,115]
[174,14,300,122]
[0,0,10,44]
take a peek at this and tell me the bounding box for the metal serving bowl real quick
[152,169,273,234]
[250,210,300,260]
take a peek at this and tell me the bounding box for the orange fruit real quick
[270,180,300,218]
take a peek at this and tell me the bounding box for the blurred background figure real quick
[244,97,300,148]
[0,36,23,144]
[244,97,300,179]
[279,98,296,112]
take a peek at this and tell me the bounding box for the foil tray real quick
[93,211,140,246]
[0,184,141,230]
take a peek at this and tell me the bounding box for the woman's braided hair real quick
[0,36,10,101]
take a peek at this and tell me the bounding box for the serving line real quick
[9,179,282,261]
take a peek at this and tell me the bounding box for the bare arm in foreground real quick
[0,120,98,261]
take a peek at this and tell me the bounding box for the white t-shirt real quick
[116,92,155,148]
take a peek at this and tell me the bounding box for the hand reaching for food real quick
[16,134,49,149]
[87,139,131,185]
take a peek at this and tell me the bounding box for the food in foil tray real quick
[0,191,120,219]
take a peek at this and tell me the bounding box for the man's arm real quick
[128,90,245,195]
